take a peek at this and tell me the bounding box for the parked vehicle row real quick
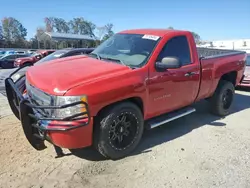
[0,49,33,57]
[14,50,56,68]
[0,49,55,68]
[0,54,31,68]
[0,50,6,58]
[5,29,247,160]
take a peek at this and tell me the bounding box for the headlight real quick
[52,95,88,119]
[26,79,88,120]
[17,59,22,62]
[11,73,21,82]
[11,69,28,82]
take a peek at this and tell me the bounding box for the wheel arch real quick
[220,71,237,86]
[92,97,144,137]
[95,96,144,119]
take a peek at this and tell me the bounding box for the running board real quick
[147,107,196,129]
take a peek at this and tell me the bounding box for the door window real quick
[157,36,191,66]
[4,55,16,60]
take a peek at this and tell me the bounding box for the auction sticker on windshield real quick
[142,35,160,41]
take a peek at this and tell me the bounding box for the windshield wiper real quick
[88,53,101,60]
[101,57,127,66]
[88,54,131,68]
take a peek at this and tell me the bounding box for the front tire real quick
[94,102,144,159]
[210,80,235,116]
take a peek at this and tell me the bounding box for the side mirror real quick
[155,57,181,72]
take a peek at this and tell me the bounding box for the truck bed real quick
[197,47,245,59]
[196,47,246,102]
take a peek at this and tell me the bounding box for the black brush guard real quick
[5,71,90,156]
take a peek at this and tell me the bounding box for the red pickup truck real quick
[14,50,55,67]
[5,29,246,159]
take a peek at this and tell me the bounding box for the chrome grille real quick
[26,80,53,115]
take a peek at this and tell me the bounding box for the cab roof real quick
[119,29,190,37]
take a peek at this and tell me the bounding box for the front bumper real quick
[5,76,93,150]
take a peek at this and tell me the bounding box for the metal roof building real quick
[36,32,97,49]
[44,32,96,41]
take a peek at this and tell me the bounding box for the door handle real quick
[184,72,196,77]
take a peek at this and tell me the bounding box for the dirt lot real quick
[0,90,250,188]
[0,68,16,96]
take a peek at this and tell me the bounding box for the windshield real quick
[21,54,32,57]
[246,55,250,66]
[91,33,160,67]
[35,50,68,65]
[31,52,41,57]
[0,55,12,60]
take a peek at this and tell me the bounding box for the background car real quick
[14,49,55,68]
[0,50,15,57]
[15,50,26,54]
[0,50,5,58]
[6,50,16,55]
[27,49,37,54]
[238,54,250,88]
[0,50,27,58]
[34,47,95,65]
[0,54,31,69]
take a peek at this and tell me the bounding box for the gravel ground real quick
[0,68,17,96]
[0,83,250,187]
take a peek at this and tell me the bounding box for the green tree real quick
[192,32,201,44]
[68,17,96,36]
[48,17,70,33]
[44,17,53,32]
[0,24,3,47]
[42,17,114,48]
[69,18,80,34]
[2,17,12,43]
[0,24,3,40]
[2,17,27,47]
[99,23,114,42]
[83,20,96,37]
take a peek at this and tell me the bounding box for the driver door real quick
[147,35,200,118]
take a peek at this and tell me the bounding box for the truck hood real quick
[26,56,131,95]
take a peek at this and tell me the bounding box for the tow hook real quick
[54,145,65,158]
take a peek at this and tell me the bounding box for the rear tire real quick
[94,102,144,159]
[210,80,235,116]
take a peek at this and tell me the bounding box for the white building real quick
[198,39,250,53]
